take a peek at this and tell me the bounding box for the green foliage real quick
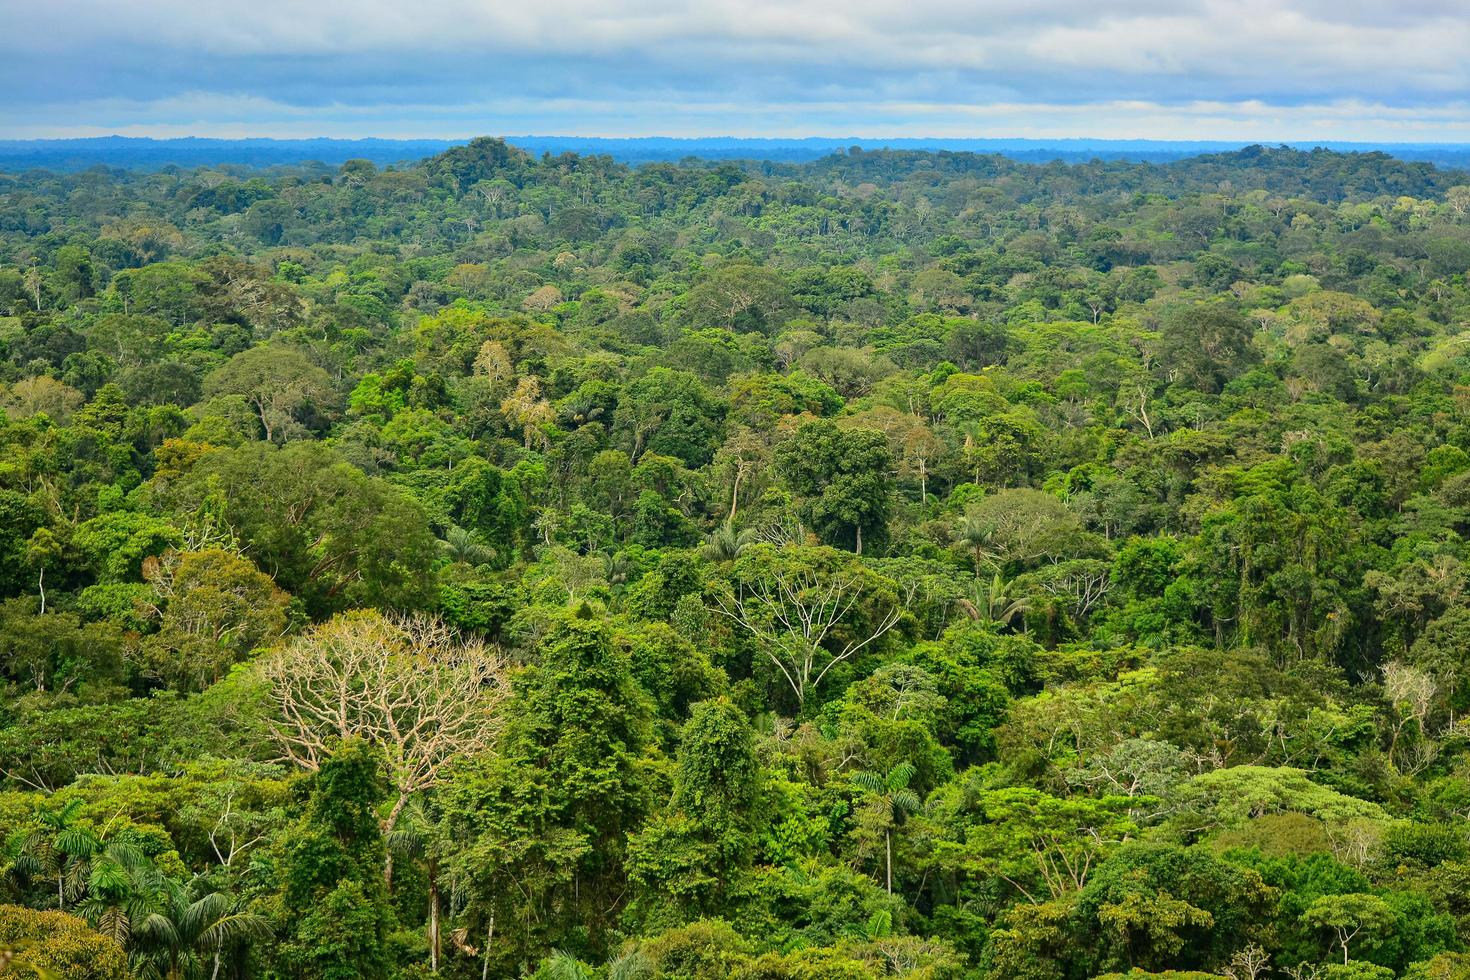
[153,440,437,613]
[1074,843,1275,974]
[0,905,130,979]
[1303,893,1397,965]
[275,739,394,980]
[7,140,1470,979]
[776,419,893,553]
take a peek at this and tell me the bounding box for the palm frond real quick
[54,827,98,857]
[386,826,426,858]
[9,852,42,877]
[891,789,923,815]
[542,949,594,980]
[135,910,181,948]
[195,912,274,949]
[608,949,655,980]
[104,841,151,872]
[87,857,131,896]
[179,891,231,939]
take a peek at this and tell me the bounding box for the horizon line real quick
[6,134,1470,147]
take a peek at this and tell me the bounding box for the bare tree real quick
[714,546,906,706]
[1121,383,1156,438]
[1028,559,1112,622]
[258,611,511,839]
[1221,943,1271,980]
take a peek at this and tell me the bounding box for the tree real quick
[627,699,759,921]
[382,798,448,972]
[8,799,86,910]
[971,572,1032,628]
[959,489,1099,571]
[1188,464,1361,660]
[7,808,159,945]
[0,600,125,694]
[702,524,760,563]
[72,511,184,585]
[1373,666,1438,781]
[852,762,922,894]
[897,416,945,504]
[1302,894,1396,965]
[499,376,557,450]
[1073,842,1275,975]
[439,607,655,962]
[258,611,511,843]
[775,419,893,554]
[954,512,1000,584]
[613,368,725,467]
[1096,892,1214,970]
[204,346,336,443]
[133,880,272,980]
[156,441,437,614]
[683,263,794,334]
[0,492,44,601]
[1,377,84,423]
[514,607,654,868]
[438,524,496,567]
[957,410,1047,487]
[670,698,761,873]
[1021,558,1112,626]
[1171,766,1386,832]
[275,739,394,980]
[801,347,895,399]
[1158,304,1259,393]
[1066,738,1191,799]
[711,426,771,525]
[959,788,1138,903]
[137,548,291,690]
[714,544,907,707]
[0,906,130,980]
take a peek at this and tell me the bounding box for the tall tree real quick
[852,762,922,895]
[775,419,893,554]
[714,544,907,707]
[204,346,337,443]
[275,739,395,980]
[258,611,511,843]
[439,606,654,964]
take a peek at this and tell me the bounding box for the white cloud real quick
[2,0,1469,138]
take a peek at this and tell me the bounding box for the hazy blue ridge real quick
[6,135,1470,172]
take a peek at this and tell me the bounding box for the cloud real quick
[2,0,1469,139]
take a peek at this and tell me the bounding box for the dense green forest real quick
[6,139,1470,978]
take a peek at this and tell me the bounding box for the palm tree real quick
[438,525,495,567]
[385,797,444,973]
[954,572,1031,631]
[701,524,759,563]
[979,572,1031,628]
[133,878,271,980]
[852,762,923,895]
[7,799,80,909]
[537,950,595,980]
[72,841,161,948]
[606,949,655,980]
[953,513,999,585]
[602,550,635,587]
[9,800,153,931]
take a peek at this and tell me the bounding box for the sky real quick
[4,0,1470,141]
